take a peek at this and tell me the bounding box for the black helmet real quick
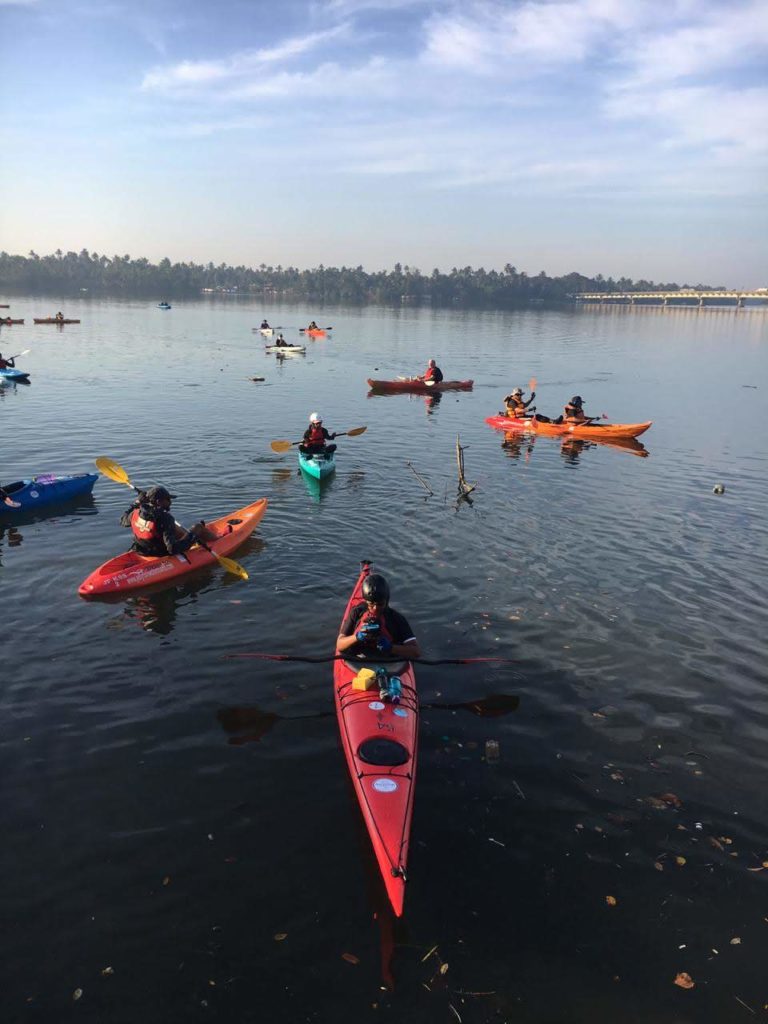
[570,395,583,406]
[144,485,176,505]
[362,573,389,605]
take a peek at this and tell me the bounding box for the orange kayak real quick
[486,415,652,439]
[78,498,267,597]
[306,328,326,337]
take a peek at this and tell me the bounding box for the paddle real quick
[217,694,519,742]
[270,426,367,454]
[299,326,333,332]
[94,457,248,580]
[225,652,517,666]
[7,349,31,361]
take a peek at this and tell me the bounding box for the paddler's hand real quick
[376,637,392,654]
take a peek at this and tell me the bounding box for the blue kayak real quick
[1,473,98,514]
[0,368,30,382]
[298,450,336,480]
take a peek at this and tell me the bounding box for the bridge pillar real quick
[698,297,704,308]
[663,297,668,306]
[737,296,744,308]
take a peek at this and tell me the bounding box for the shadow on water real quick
[300,467,336,504]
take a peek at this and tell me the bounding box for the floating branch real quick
[406,460,434,496]
[456,434,476,500]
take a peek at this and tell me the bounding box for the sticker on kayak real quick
[372,778,398,793]
[393,708,408,718]
[369,701,385,711]
[30,490,39,499]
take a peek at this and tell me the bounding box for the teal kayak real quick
[0,368,30,382]
[298,450,336,480]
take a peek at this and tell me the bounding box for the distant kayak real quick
[0,319,24,325]
[298,450,336,480]
[265,344,305,353]
[0,368,30,382]
[0,473,97,515]
[78,498,267,598]
[158,303,172,309]
[305,328,326,337]
[368,378,473,394]
[486,415,652,439]
[34,318,80,324]
[259,327,274,336]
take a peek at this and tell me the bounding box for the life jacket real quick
[306,423,325,446]
[130,507,162,545]
[507,396,526,418]
[564,405,586,423]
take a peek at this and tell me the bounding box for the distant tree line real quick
[0,249,720,307]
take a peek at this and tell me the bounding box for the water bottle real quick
[376,667,389,702]
[388,676,402,704]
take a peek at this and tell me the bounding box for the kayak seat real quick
[358,737,410,767]
[343,660,409,675]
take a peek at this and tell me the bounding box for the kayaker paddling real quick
[260,319,270,329]
[337,573,421,662]
[274,333,288,347]
[0,352,16,369]
[420,358,444,386]
[307,320,319,331]
[560,395,600,425]
[121,485,208,557]
[504,385,536,418]
[299,412,337,457]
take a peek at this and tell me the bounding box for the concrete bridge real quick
[573,290,768,308]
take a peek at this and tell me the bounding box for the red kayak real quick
[78,498,267,597]
[367,378,473,394]
[334,561,418,916]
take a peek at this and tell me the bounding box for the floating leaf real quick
[675,856,687,866]
[73,989,83,1001]
[660,792,682,809]
[674,972,695,989]
[274,933,287,942]
[730,937,742,945]
[708,837,725,852]
[101,967,114,976]
[606,895,617,906]
[654,861,664,872]
[162,876,171,886]
[342,953,360,965]
[440,963,449,975]
[719,836,733,845]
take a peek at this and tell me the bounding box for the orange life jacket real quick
[130,507,161,545]
[507,396,526,418]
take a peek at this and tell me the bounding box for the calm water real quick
[1,298,767,1024]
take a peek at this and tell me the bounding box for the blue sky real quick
[1,0,766,285]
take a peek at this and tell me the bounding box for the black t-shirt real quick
[340,602,417,652]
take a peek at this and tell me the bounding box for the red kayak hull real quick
[334,562,418,916]
[485,415,652,439]
[78,498,267,597]
[367,378,473,394]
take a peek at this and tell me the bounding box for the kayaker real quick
[54,312,64,322]
[275,333,288,347]
[562,396,593,424]
[260,319,270,329]
[0,352,16,369]
[504,386,536,418]
[299,412,337,456]
[307,320,319,331]
[120,485,207,557]
[421,359,443,385]
[337,573,421,661]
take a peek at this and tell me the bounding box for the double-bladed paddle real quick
[5,349,31,360]
[270,425,367,454]
[225,652,516,666]
[94,457,249,580]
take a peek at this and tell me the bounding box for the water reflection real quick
[0,494,98,527]
[501,431,648,463]
[99,535,265,632]
[301,469,335,503]
[0,525,24,558]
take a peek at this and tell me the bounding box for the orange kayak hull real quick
[486,416,652,439]
[78,498,267,597]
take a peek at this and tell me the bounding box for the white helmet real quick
[309,412,322,423]
[512,387,523,396]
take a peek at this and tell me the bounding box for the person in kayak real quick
[561,395,599,424]
[120,485,207,557]
[299,412,337,456]
[421,359,443,385]
[337,573,421,661]
[307,320,319,330]
[260,319,270,329]
[54,312,65,322]
[274,333,288,347]
[0,352,16,369]
[504,386,536,418]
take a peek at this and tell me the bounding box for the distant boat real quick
[158,302,172,309]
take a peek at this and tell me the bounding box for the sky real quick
[1,0,766,286]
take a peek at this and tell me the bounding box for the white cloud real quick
[142,23,350,92]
